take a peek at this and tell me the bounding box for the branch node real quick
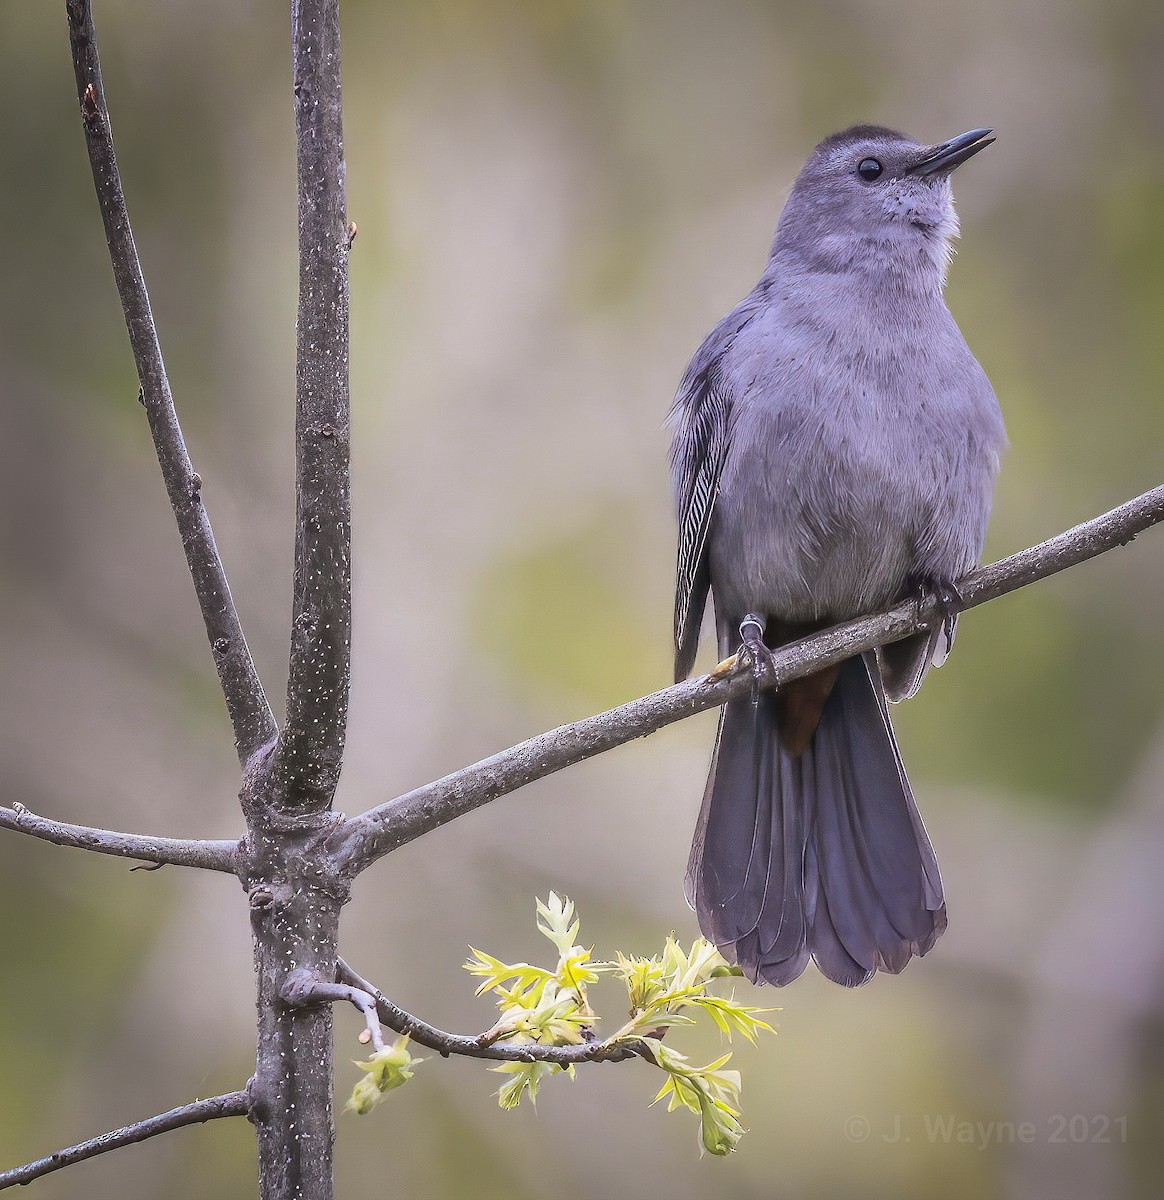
[281,968,385,1052]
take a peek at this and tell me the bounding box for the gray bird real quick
[669,125,1007,987]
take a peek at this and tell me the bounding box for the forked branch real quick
[0,1090,250,1190]
[330,483,1164,876]
[64,0,276,766]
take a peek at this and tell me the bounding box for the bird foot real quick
[910,575,964,649]
[736,613,777,697]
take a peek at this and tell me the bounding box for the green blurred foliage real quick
[474,508,661,711]
[3,1,1164,1198]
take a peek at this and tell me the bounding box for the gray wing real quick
[669,371,731,681]
[667,296,763,682]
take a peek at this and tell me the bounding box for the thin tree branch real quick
[64,0,277,767]
[331,483,1164,876]
[282,968,385,1052]
[271,0,352,815]
[335,959,638,1064]
[0,802,239,873]
[0,1089,251,1190]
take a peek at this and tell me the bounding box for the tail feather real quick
[866,667,945,912]
[828,657,941,944]
[685,695,782,947]
[804,828,878,987]
[748,738,811,982]
[686,653,945,986]
[804,723,883,985]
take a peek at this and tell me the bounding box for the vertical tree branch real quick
[244,3,351,1196]
[272,0,352,815]
[248,853,343,1200]
[64,0,278,766]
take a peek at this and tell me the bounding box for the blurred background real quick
[2,0,1163,1197]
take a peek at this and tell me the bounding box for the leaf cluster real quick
[467,894,775,1154]
[345,893,775,1154]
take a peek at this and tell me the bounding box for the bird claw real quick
[737,613,777,697]
[911,576,964,649]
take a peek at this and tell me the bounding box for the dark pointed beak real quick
[908,128,995,177]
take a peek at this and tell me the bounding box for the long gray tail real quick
[684,653,946,987]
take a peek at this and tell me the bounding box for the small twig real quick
[281,968,385,1052]
[65,0,276,765]
[0,803,239,873]
[0,1090,250,1190]
[335,959,638,1065]
[330,483,1164,877]
[272,0,353,814]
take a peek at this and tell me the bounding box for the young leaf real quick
[536,892,581,958]
[689,994,776,1043]
[613,952,665,1011]
[492,1060,561,1109]
[345,1037,421,1115]
[464,948,554,998]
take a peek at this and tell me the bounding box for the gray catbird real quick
[669,125,1007,987]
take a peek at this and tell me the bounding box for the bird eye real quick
[857,157,883,182]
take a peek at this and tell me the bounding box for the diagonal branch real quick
[65,0,277,767]
[330,483,1164,877]
[0,802,240,873]
[336,959,637,1064]
[270,0,353,816]
[0,1089,250,1190]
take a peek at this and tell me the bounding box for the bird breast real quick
[707,299,1001,623]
